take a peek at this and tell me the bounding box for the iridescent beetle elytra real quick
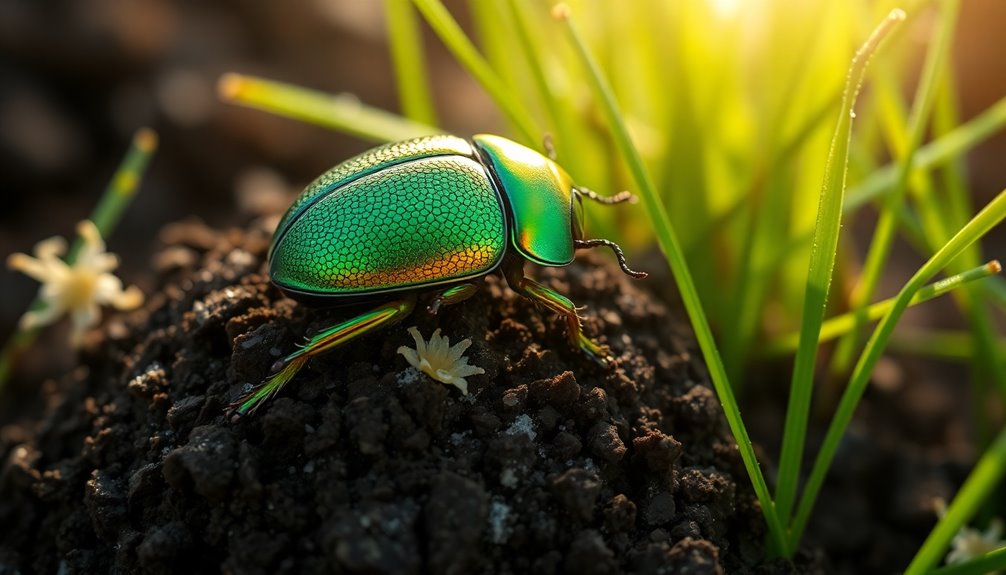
[229,134,645,418]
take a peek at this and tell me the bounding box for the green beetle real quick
[229,134,644,417]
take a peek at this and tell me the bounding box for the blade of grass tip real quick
[409,0,540,146]
[789,187,1006,552]
[846,92,1006,212]
[904,427,1006,575]
[773,9,905,527]
[550,3,788,556]
[832,0,960,375]
[0,128,158,392]
[384,0,439,126]
[929,546,1006,575]
[763,261,1002,356]
[217,74,436,143]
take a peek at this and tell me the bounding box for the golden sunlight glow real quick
[709,0,742,18]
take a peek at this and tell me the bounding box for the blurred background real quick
[1,0,1005,387]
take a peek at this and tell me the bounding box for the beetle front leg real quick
[427,283,479,314]
[503,260,611,366]
[228,295,416,420]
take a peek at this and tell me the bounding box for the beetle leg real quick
[503,261,612,366]
[428,283,479,314]
[228,295,416,420]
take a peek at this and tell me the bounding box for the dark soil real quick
[0,219,817,574]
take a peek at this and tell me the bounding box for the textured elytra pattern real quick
[272,135,474,253]
[271,155,506,295]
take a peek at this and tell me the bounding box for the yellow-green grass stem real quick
[0,128,157,391]
[551,3,788,556]
[762,261,1001,356]
[887,329,1006,362]
[410,0,540,146]
[217,74,437,144]
[774,9,905,526]
[384,0,438,126]
[789,187,1006,553]
[904,428,1006,575]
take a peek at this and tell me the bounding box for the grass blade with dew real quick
[773,9,905,526]
[904,427,1006,574]
[384,0,438,126]
[551,3,788,556]
[0,128,158,391]
[789,187,1006,552]
[831,0,960,375]
[763,260,1001,356]
[409,0,540,146]
[217,74,437,143]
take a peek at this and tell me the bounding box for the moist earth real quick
[0,218,817,574]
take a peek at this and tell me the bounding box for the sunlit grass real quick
[218,0,1006,565]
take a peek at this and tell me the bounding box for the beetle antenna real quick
[576,187,636,205]
[574,239,648,279]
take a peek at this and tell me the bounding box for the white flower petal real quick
[69,303,101,347]
[397,345,420,368]
[7,253,52,282]
[75,220,106,268]
[18,303,65,330]
[34,236,67,261]
[110,285,144,310]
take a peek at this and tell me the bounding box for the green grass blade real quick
[904,428,1006,575]
[384,0,438,125]
[774,9,905,526]
[846,93,1006,211]
[217,73,436,143]
[551,3,787,556]
[409,0,540,145]
[832,0,959,374]
[927,545,1006,575]
[0,128,158,391]
[789,187,1006,551]
[504,0,562,151]
[763,261,1002,356]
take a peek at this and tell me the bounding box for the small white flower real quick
[7,220,144,346]
[397,327,485,395]
[935,498,1006,566]
[946,518,1005,565]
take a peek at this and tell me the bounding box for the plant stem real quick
[0,128,158,392]
[551,2,788,557]
[774,8,905,527]
[217,74,436,143]
[763,261,1001,356]
[788,188,1006,552]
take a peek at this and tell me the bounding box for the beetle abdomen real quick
[270,155,506,297]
